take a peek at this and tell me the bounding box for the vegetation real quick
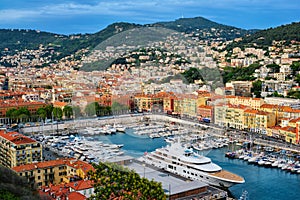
[252,80,263,98]
[225,22,300,50]
[84,102,112,117]
[5,107,31,123]
[221,63,261,83]
[111,102,129,114]
[266,63,280,73]
[154,16,256,41]
[181,67,204,84]
[0,165,40,200]
[89,162,166,200]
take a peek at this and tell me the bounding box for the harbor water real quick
[89,130,300,200]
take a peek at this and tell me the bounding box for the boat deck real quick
[210,170,244,182]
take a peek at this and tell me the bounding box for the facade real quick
[182,94,198,118]
[197,105,213,122]
[0,130,42,168]
[0,100,46,118]
[12,158,94,188]
[244,109,276,133]
[224,104,247,130]
[214,104,227,127]
[226,96,265,110]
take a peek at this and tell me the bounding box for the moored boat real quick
[142,142,245,188]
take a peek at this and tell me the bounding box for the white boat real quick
[141,142,245,188]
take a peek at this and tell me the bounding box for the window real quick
[38,176,41,180]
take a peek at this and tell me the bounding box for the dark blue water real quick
[92,131,300,200]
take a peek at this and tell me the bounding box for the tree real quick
[6,108,18,119]
[44,105,54,119]
[52,107,63,120]
[85,102,99,117]
[72,106,82,118]
[111,102,128,115]
[290,61,300,76]
[63,106,73,119]
[266,63,280,73]
[37,107,47,121]
[89,162,166,200]
[181,67,204,84]
[252,80,262,98]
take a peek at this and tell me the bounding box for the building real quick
[12,158,95,188]
[0,99,46,118]
[182,94,198,118]
[226,81,252,97]
[226,96,265,110]
[197,105,213,123]
[244,109,276,134]
[224,104,247,130]
[0,130,42,168]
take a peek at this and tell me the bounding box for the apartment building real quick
[226,96,265,110]
[12,158,94,188]
[0,130,42,168]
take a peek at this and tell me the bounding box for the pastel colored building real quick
[0,130,42,168]
[12,158,94,188]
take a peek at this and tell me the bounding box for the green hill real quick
[226,22,300,50]
[154,16,257,40]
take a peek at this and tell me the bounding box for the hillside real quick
[0,16,254,58]
[0,22,141,60]
[225,22,300,50]
[154,16,257,40]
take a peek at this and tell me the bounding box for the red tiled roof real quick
[67,180,93,191]
[0,131,36,145]
[289,117,300,123]
[68,192,86,200]
[53,101,68,107]
[12,158,95,173]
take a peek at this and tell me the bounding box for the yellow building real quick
[12,158,94,188]
[224,104,247,130]
[197,91,211,106]
[260,104,293,124]
[134,92,170,112]
[182,94,198,118]
[278,126,297,144]
[0,131,42,168]
[244,109,276,134]
[173,96,184,115]
[226,96,265,109]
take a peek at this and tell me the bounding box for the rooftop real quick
[0,130,36,145]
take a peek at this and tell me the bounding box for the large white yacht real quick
[141,142,245,188]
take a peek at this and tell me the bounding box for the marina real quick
[28,117,300,200]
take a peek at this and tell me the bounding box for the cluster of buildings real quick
[134,91,300,144]
[0,129,95,199]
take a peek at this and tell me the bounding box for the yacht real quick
[141,142,245,188]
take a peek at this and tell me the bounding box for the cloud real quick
[0,0,298,33]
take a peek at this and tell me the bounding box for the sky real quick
[0,0,299,35]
